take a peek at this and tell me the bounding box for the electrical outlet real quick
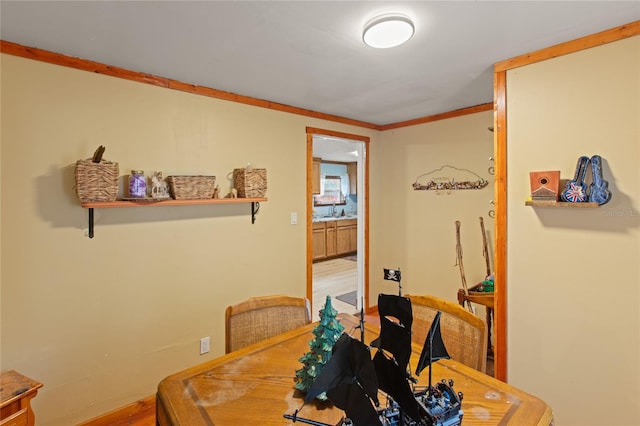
[200,336,210,355]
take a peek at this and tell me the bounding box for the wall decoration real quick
[560,156,590,202]
[412,165,488,193]
[588,155,612,205]
[150,171,171,200]
[529,170,560,201]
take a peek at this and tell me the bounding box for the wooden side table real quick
[0,371,43,426]
[458,286,494,357]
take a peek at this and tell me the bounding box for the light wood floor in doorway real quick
[312,257,358,321]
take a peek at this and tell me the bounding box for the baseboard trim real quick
[365,304,378,315]
[77,394,155,426]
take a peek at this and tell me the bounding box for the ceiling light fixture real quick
[363,14,414,48]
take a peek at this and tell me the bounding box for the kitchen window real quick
[314,175,346,206]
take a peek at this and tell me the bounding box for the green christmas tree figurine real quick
[294,295,345,398]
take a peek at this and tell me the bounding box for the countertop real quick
[312,215,357,222]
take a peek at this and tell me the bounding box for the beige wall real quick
[0,54,379,425]
[371,112,494,302]
[506,36,639,425]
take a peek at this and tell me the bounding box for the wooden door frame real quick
[493,70,507,381]
[306,127,370,312]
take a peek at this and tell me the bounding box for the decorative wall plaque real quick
[413,165,488,193]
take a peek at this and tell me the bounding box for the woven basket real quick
[75,158,119,202]
[233,168,267,198]
[167,175,216,199]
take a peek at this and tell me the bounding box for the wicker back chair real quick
[407,294,488,373]
[225,295,311,353]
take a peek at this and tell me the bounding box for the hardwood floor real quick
[312,257,359,320]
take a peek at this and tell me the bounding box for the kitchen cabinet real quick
[312,157,321,194]
[313,218,357,261]
[326,221,337,257]
[312,222,326,260]
[347,162,357,195]
[337,219,357,254]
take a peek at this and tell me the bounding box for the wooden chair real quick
[225,295,311,353]
[406,294,488,373]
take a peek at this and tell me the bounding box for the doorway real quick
[306,127,369,320]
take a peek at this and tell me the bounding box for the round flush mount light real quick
[363,14,414,48]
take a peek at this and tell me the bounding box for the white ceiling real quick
[313,135,361,163]
[2,1,637,128]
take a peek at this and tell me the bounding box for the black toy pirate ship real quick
[284,269,463,426]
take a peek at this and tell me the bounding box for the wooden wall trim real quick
[2,39,493,131]
[379,103,493,131]
[495,20,639,72]
[0,40,378,130]
[76,394,155,426]
[363,131,370,313]
[305,127,371,142]
[491,21,638,383]
[493,70,507,382]
[306,132,315,309]
[169,79,380,130]
[0,40,170,88]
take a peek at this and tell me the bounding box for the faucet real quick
[331,202,336,217]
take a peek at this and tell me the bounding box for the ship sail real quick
[373,350,425,423]
[415,311,450,377]
[370,294,428,423]
[370,294,413,370]
[305,333,382,426]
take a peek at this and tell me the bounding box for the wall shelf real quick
[82,197,267,238]
[525,200,598,208]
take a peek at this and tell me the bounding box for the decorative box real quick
[167,175,216,199]
[75,158,119,202]
[233,168,267,198]
[529,171,560,201]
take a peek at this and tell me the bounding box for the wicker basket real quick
[167,175,216,199]
[75,158,119,202]
[233,168,267,198]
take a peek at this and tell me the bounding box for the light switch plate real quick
[200,336,210,355]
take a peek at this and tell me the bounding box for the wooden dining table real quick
[156,314,553,425]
